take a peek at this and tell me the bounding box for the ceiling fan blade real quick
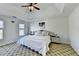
[21,5,29,7]
[29,3,33,6]
[34,3,37,5]
[33,6,40,10]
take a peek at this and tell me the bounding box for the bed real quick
[17,30,51,56]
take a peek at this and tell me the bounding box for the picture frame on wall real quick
[39,22,45,29]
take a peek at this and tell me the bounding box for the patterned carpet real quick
[0,42,78,56]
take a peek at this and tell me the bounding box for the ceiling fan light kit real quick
[21,3,40,12]
[28,6,34,12]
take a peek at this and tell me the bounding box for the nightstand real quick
[50,36,61,43]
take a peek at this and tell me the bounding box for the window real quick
[0,21,4,40]
[19,24,25,36]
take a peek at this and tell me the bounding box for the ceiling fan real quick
[21,3,40,12]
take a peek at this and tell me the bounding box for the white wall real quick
[69,5,79,54]
[30,17,69,44]
[0,15,29,46]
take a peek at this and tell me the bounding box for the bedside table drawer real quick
[51,37,61,43]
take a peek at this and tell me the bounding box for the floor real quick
[0,42,78,56]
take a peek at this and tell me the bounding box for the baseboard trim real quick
[0,41,17,47]
[51,42,70,45]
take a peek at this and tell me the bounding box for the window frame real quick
[0,20,4,40]
[19,24,25,36]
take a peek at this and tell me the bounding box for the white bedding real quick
[17,35,51,56]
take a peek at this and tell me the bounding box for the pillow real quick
[42,31,49,36]
[29,31,36,35]
[35,30,42,36]
[35,30,49,36]
[48,31,56,36]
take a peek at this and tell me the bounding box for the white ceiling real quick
[0,3,78,21]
